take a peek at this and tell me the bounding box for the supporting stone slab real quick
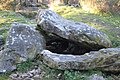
[41,48,120,72]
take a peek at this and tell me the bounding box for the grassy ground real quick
[0,6,120,80]
[0,10,36,42]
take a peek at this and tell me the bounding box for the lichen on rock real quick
[6,22,46,61]
[37,9,112,55]
[40,47,120,72]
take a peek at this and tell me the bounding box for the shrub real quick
[0,0,16,10]
[79,0,120,14]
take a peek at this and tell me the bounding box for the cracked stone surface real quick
[37,9,112,54]
[6,22,46,61]
[0,35,4,47]
[0,48,16,73]
[40,47,120,72]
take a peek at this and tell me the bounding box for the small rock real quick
[21,73,28,79]
[27,73,33,78]
[29,69,36,75]
[88,74,105,80]
[9,74,18,79]
[24,78,34,80]
[34,75,40,78]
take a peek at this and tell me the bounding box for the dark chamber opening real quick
[46,38,103,55]
[36,26,103,55]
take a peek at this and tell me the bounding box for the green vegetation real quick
[63,70,120,80]
[0,75,9,80]
[16,59,34,72]
[0,71,12,80]
[64,70,102,80]
[0,10,36,43]
[0,10,35,26]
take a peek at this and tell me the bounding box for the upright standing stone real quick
[6,22,45,61]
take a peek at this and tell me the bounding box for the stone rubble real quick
[9,67,42,80]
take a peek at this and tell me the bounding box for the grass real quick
[0,10,36,44]
[16,59,34,72]
[0,10,36,27]
[0,71,12,80]
[64,70,103,80]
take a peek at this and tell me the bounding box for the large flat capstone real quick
[6,22,45,61]
[41,48,120,72]
[37,9,112,54]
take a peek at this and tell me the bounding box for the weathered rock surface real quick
[88,74,105,80]
[40,47,120,72]
[0,48,16,73]
[0,35,4,46]
[6,22,45,61]
[37,9,112,54]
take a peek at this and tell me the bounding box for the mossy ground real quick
[0,6,120,80]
